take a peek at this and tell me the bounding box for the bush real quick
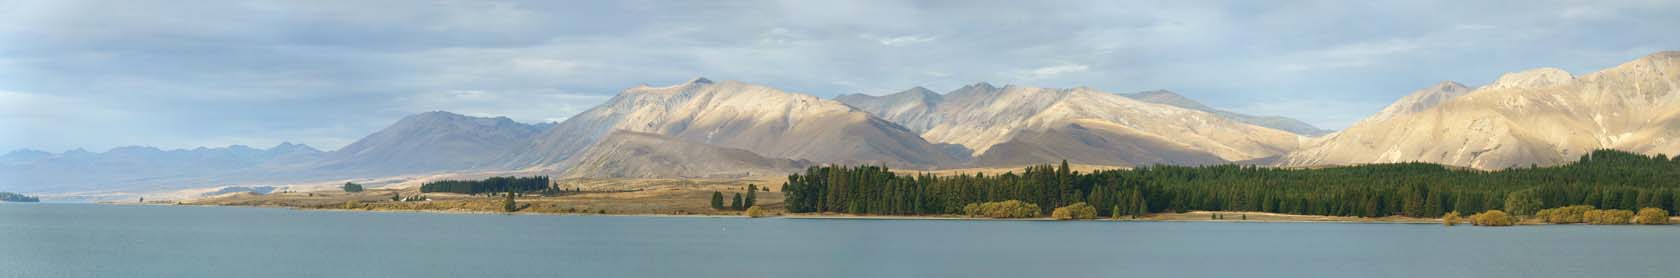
[1535,205,1595,224]
[342,182,364,193]
[1635,208,1670,225]
[1469,210,1518,226]
[1583,209,1634,225]
[1503,190,1542,216]
[962,200,1041,218]
[502,192,518,212]
[1442,211,1461,226]
[1051,202,1099,220]
[745,206,765,218]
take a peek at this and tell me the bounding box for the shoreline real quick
[92,202,1680,225]
[157,202,1460,224]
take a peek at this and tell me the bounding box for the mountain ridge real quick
[1284,51,1680,169]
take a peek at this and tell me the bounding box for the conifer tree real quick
[711,191,725,210]
[731,193,743,210]
[745,185,758,208]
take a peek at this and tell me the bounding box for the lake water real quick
[2,203,1676,278]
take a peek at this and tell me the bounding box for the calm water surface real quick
[2,203,1676,278]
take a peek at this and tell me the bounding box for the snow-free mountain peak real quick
[1117,90,1331,136]
[840,83,1304,167]
[1357,80,1471,125]
[1485,67,1574,90]
[507,78,962,171]
[322,111,546,176]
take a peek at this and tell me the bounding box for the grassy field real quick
[188,177,784,216]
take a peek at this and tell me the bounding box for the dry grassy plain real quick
[188,176,786,216]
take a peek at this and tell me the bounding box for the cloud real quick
[1278,39,1427,72]
[860,34,936,46]
[1025,63,1090,80]
[1454,24,1497,31]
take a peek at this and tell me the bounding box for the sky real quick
[2,0,1677,153]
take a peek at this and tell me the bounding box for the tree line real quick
[419,176,551,195]
[711,184,759,210]
[781,149,1680,218]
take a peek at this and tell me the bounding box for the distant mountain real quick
[838,83,1302,167]
[0,143,322,193]
[317,111,545,176]
[971,119,1228,167]
[834,87,944,131]
[562,131,811,179]
[1122,90,1333,136]
[0,111,552,194]
[509,78,962,171]
[0,149,52,164]
[1284,51,1680,169]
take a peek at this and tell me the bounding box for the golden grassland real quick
[188,177,783,216]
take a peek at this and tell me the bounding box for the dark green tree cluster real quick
[0,192,40,202]
[341,182,363,193]
[419,176,550,195]
[782,150,1680,218]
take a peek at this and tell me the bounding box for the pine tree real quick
[745,185,758,208]
[711,191,725,210]
[731,193,743,210]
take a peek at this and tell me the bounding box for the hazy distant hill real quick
[0,143,322,193]
[317,111,546,176]
[1285,51,1680,169]
[0,111,549,193]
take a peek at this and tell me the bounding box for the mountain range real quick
[1285,51,1680,169]
[4,51,1676,195]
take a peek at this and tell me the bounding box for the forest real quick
[419,176,551,195]
[781,149,1680,218]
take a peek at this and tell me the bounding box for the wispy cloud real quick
[859,34,936,46]
[1278,39,1427,72]
[1025,63,1090,80]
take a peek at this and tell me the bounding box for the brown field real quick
[188,177,785,216]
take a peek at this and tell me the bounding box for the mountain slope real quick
[972,119,1228,167]
[1284,51,1680,169]
[1356,81,1472,125]
[510,78,961,171]
[834,87,945,131]
[839,83,1302,166]
[1123,90,1332,136]
[562,131,811,179]
[318,111,546,176]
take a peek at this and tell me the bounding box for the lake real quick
[2,203,1676,277]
